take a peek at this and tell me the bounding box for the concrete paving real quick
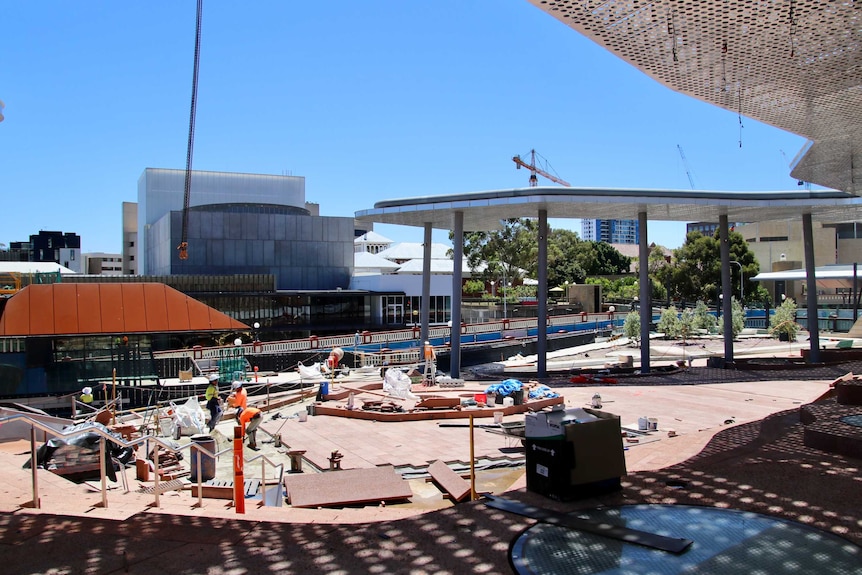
[0,339,859,574]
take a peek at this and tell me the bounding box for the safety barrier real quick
[0,413,284,513]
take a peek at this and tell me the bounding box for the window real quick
[129,255,135,261]
[129,241,135,247]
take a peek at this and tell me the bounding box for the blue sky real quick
[1,1,811,254]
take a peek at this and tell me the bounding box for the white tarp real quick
[383,368,419,401]
[168,397,206,437]
[298,362,325,381]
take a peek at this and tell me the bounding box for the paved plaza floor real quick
[1,341,861,574]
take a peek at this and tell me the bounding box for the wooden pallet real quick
[190,479,261,500]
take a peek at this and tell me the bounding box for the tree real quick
[463,279,485,298]
[657,306,681,339]
[718,296,745,339]
[679,308,695,343]
[577,241,632,276]
[692,300,718,332]
[770,297,799,341]
[623,310,641,346]
[459,218,536,284]
[654,230,760,304]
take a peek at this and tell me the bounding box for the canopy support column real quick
[537,210,548,378]
[802,212,821,363]
[450,212,464,378]
[638,211,651,373]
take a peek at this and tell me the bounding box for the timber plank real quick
[283,465,412,508]
[427,460,471,502]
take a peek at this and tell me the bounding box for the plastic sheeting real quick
[168,397,206,437]
[485,379,524,397]
[383,368,419,401]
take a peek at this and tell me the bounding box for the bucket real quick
[648,417,658,431]
[298,411,308,422]
[638,416,649,431]
[474,393,487,404]
[190,434,216,482]
[502,396,514,408]
[320,381,329,396]
[159,417,173,437]
[493,412,504,424]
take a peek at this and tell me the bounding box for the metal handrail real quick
[0,414,285,512]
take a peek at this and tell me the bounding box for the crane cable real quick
[178,0,203,260]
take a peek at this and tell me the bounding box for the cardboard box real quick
[525,406,601,440]
[525,408,626,500]
[564,408,627,485]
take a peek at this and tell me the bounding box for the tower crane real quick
[177,0,203,261]
[512,149,571,187]
[677,144,696,190]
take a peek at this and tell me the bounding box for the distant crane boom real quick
[677,145,696,190]
[178,0,203,261]
[513,149,571,187]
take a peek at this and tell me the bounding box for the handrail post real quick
[30,426,40,509]
[99,436,108,508]
[194,443,203,508]
[153,447,160,508]
[260,457,266,506]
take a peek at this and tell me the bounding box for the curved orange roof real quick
[0,283,249,336]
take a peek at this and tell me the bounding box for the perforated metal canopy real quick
[527,0,862,195]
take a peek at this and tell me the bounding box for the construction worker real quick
[237,406,262,450]
[204,374,222,432]
[80,386,94,405]
[227,381,247,412]
[423,341,436,386]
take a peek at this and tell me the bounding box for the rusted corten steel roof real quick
[0,283,248,337]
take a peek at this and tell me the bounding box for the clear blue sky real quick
[1,1,811,254]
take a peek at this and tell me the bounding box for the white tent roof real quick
[377,242,452,261]
[395,258,476,275]
[0,262,76,275]
[353,251,400,270]
[752,264,862,290]
[354,230,393,244]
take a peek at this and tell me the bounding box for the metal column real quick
[802,213,821,363]
[719,214,734,364]
[421,223,432,344]
[537,210,548,378]
[450,212,464,378]
[638,211,651,374]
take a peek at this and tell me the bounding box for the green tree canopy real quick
[654,230,760,304]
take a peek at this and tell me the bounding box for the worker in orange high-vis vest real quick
[423,341,436,386]
[237,406,262,450]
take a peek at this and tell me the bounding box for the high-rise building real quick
[581,219,639,244]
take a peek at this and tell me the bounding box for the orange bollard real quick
[254,365,259,382]
[233,426,245,514]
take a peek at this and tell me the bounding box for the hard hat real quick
[207,374,219,382]
[232,381,243,389]
[82,387,92,395]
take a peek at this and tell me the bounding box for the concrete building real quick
[136,168,354,290]
[121,202,138,275]
[82,252,123,275]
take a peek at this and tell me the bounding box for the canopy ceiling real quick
[527,0,862,195]
[357,187,862,232]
